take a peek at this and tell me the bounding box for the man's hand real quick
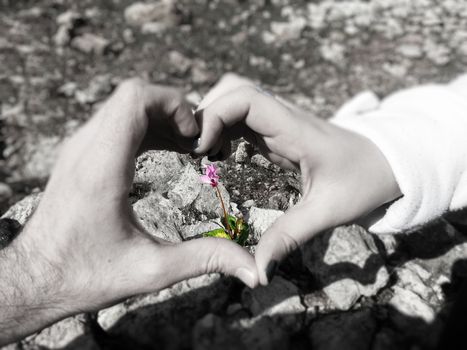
[194,74,401,286]
[0,79,258,345]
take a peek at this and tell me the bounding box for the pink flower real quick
[200,164,219,188]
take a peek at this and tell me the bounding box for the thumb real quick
[255,201,334,286]
[158,237,259,289]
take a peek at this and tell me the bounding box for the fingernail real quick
[192,137,201,150]
[208,150,223,162]
[236,267,257,289]
[265,260,278,283]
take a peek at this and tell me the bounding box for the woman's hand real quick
[194,74,401,285]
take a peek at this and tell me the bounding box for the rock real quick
[320,41,345,65]
[167,164,202,208]
[133,193,183,242]
[168,50,192,74]
[267,192,288,210]
[57,82,78,97]
[75,74,113,104]
[193,314,288,350]
[250,154,270,169]
[179,220,221,240]
[31,315,98,350]
[1,193,42,225]
[389,285,435,323]
[134,151,184,192]
[71,33,110,55]
[235,141,250,163]
[247,207,283,242]
[54,10,82,47]
[242,276,305,330]
[56,10,82,27]
[394,262,434,303]
[124,1,178,27]
[98,273,230,348]
[17,136,62,179]
[54,25,72,47]
[191,60,213,84]
[241,199,256,208]
[193,183,230,218]
[269,17,306,42]
[302,225,389,310]
[0,182,13,205]
[397,43,423,58]
[309,309,376,350]
[141,21,169,34]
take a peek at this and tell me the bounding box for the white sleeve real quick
[330,74,467,234]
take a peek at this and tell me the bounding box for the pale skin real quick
[0,75,401,345]
[194,74,402,286]
[0,79,258,345]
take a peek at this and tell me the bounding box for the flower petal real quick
[200,175,212,184]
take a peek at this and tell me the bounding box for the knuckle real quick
[203,239,224,273]
[276,230,300,256]
[115,78,145,99]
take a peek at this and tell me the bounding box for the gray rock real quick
[269,17,306,42]
[241,199,256,208]
[302,225,389,310]
[309,309,376,350]
[394,262,434,303]
[251,154,272,169]
[54,10,82,47]
[167,163,202,208]
[0,182,13,205]
[242,276,305,330]
[133,193,183,242]
[2,193,42,225]
[179,220,222,240]
[193,314,288,350]
[168,50,192,74]
[141,22,169,34]
[193,183,230,218]
[57,82,78,98]
[75,74,112,105]
[235,141,250,163]
[31,315,98,350]
[397,43,424,58]
[124,1,177,27]
[267,192,288,210]
[98,273,230,348]
[134,151,184,192]
[389,285,435,323]
[247,207,283,242]
[71,33,109,55]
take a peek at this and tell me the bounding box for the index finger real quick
[194,86,288,155]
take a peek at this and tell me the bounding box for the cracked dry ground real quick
[3,0,467,349]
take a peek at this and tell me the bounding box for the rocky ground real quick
[2,0,467,349]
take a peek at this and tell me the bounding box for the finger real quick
[194,86,288,155]
[254,200,334,286]
[135,237,259,291]
[198,73,255,111]
[85,79,198,175]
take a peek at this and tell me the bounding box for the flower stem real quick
[215,186,233,238]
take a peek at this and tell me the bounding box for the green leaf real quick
[203,228,232,240]
[235,221,250,246]
[227,215,237,231]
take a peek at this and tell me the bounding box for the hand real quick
[0,78,258,344]
[194,74,401,286]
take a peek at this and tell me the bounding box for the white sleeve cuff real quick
[330,75,467,234]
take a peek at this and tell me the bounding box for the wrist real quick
[0,219,71,345]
